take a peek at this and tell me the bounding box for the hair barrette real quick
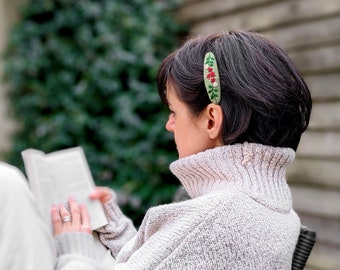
[203,52,221,104]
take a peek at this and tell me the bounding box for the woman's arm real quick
[91,188,137,257]
[51,188,136,269]
[52,197,106,269]
[54,232,105,270]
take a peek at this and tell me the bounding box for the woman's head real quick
[157,31,312,151]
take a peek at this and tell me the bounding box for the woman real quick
[52,30,312,269]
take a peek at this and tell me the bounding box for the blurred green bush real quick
[2,0,186,225]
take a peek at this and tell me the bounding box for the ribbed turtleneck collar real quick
[170,143,295,212]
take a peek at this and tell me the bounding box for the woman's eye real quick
[169,109,175,116]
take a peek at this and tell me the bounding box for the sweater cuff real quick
[55,232,98,260]
[102,190,125,221]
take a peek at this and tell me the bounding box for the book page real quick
[22,147,108,231]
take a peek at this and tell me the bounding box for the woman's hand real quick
[51,187,111,236]
[51,197,92,236]
[89,186,112,204]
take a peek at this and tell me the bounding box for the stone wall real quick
[178,0,340,269]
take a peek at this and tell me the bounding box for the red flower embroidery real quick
[206,71,215,79]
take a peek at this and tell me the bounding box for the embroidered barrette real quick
[203,52,221,104]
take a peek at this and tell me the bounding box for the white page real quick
[22,147,107,231]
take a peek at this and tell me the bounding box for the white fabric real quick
[0,162,56,270]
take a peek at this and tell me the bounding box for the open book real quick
[21,147,108,231]
[22,147,116,268]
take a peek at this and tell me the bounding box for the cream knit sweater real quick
[55,143,300,269]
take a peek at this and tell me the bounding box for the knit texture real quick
[170,142,294,212]
[55,233,105,269]
[55,143,300,269]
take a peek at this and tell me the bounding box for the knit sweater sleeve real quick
[96,191,137,257]
[55,232,104,270]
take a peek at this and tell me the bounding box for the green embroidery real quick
[203,52,221,104]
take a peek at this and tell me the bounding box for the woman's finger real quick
[89,187,112,204]
[51,205,62,236]
[59,203,72,229]
[69,197,81,228]
[80,204,92,234]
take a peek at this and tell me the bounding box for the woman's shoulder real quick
[144,189,244,224]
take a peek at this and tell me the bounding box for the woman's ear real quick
[204,104,223,141]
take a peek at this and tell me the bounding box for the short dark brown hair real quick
[157,31,312,151]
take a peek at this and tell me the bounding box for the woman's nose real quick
[165,117,174,132]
